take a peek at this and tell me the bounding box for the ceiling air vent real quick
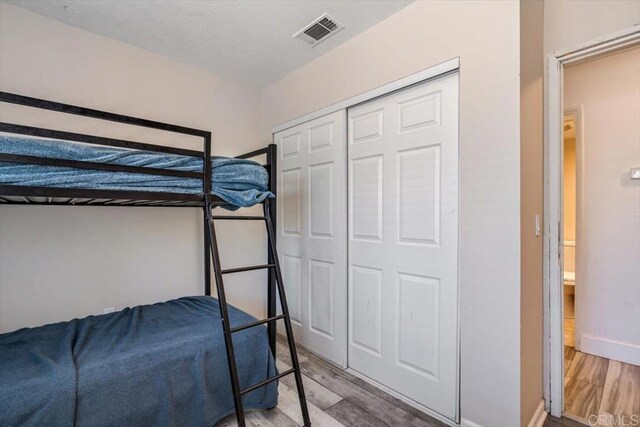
[293,13,345,47]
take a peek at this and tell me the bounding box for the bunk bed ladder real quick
[206,197,312,427]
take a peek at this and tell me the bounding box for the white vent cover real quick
[293,13,345,47]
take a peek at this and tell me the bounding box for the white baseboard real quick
[528,400,548,427]
[460,418,483,427]
[581,334,640,366]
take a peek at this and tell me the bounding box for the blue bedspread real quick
[0,135,274,209]
[0,296,278,427]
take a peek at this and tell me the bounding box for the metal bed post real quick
[203,132,212,296]
[266,143,277,358]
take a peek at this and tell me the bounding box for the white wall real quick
[0,2,267,332]
[520,0,545,425]
[260,2,522,426]
[544,0,640,54]
[563,47,640,365]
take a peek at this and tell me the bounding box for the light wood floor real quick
[543,415,588,427]
[217,334,639,427]
[564,289,575,348]
[217,336,448,426]
[562,288,640,425]
[563,347,640,425]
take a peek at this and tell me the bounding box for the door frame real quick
[543,25,640,417]
[273,57,460,426]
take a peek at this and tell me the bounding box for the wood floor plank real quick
[325,399,388,427]
[280,336,447,427]
[565,346,576,376]
[599,360,640,421]
[277,382,345,427]
[566,352,609,386]
[564,346,576,363]
[543,415,586,427]
[247,407,301,427]
[217,406,299,427]
[561,349,640,427]
[564,377,604,422]
[298,358,443,427]
[277,341,308,365]
[217,335,450,427]
[276,359,343,410]
[345,372,450,426]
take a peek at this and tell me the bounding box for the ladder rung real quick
[221,264,275,275]
[211,216,266,221]
[241,369,295,395]
[230,314,285,333]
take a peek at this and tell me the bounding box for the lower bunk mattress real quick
[0,134,274,209]
[0,296,278,427]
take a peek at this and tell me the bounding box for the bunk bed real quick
[0,92,311,427]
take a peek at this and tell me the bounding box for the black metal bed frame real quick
[0,91,311,427]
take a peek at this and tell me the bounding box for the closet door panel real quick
[348,73,459,420]
[281,168,302,236]
[281,254,302,324]
[309,163,334,238]
[275,110,347,366]
[309,259,334,338]
[350,155,383,241]
[398,145,439,245]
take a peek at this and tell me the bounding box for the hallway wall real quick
[563,47,640,365]
[520,0,545,424]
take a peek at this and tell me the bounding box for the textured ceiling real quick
[7,0,412,87]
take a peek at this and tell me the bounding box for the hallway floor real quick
[563,287,640,425]
[564,326,639,425]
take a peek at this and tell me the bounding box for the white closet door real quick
[348,73,459,419]
[275,111,347,366]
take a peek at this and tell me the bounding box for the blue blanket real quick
[0,296,278,426]
[0,135,274,209]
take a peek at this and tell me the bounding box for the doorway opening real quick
[560,48,640,424]
[562,111,577,354]
[546,31,640,424]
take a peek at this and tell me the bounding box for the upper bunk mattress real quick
[0,134,274,208]
[0,296,278,427]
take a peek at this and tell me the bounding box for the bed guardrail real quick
[0,90,278,347]
[0,91,213,205]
